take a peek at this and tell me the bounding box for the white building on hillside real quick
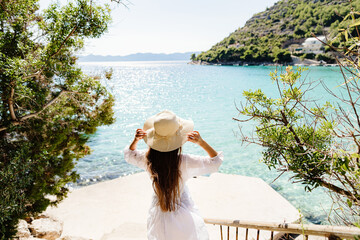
[302,36,326,54]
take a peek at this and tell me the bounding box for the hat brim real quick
[143,114,194,152]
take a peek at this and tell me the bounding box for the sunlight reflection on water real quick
[77,61,344,223]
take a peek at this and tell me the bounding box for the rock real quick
[16,237,44,240]
[29,218,63,240]
[35,214,49,220]
[24,217,33,223]
[16,220,31,238]
[57,236,92,240]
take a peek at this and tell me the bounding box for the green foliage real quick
[301,53,316,60]
[237,66,360,223]
[272,47,292,63]
[294,25,306,37]
[235,0,360,226]
[228,36,236,45]
[105,68,114,80]
[0,0,115,238]
[196,0,359,64]
[190,53,196,61]
[315,53,336,63]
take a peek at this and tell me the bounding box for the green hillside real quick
[194,0,359,64]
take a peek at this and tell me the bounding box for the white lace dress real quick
[124,147,224,240]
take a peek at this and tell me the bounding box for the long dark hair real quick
[146,147,182,212]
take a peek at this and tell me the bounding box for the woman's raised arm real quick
[129,128,147,150]
[187,131,218,158]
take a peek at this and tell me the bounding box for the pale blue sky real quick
[39,0,278,56]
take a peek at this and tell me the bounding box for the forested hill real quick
[194,0,358,64]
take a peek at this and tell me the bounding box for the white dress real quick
[124,147,224,240]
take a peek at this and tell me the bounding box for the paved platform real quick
[45,172,300,240]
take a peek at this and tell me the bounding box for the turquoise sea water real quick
[77,60,345,224]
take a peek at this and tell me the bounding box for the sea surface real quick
[77,60,345,224]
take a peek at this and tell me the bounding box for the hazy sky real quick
[39,0,278,56]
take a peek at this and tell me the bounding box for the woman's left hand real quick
[129,129,146,151]
[135,128,147,141]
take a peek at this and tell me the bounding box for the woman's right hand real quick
[135,128,147,141]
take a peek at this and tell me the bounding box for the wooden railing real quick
[204,218,360,240]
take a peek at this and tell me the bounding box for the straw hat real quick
[143,110,194,152]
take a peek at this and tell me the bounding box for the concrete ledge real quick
[45,172,299,240]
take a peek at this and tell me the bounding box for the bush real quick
[236,6,360,226]
[272,47,292,63]
[0,0,115,238]
[228,36,236,45]
[294,25,306,37]
[196,0,356,65]
[301,53,316,59]
[315,53,336,63]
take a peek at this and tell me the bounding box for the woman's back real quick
[124,147,223,240]
[124,148,223,192]
[124,110,223,240]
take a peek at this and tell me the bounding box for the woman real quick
[124,110,223,240]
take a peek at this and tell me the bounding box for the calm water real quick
[77,61,344,224]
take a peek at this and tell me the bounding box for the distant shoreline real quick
[78,60,188,64]
[76,59,339,67]
[189,58,338,67]
[78,52,199,62]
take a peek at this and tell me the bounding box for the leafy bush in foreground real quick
[0,0,115,238]
[236,8,360,225]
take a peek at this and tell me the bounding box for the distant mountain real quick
[78,52,199,62]
[194,0,353,65]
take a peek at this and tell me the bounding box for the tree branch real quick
[24,71,42,79]
[319,178,357,202]
[233,113,283,123]
[19,90,69,121]
[0,90,70,132]
[8,87,17,121]
[280,110,302,145]
[50,25,77,58]
[0,0,7,13]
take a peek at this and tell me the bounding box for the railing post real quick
[220,225,223,240]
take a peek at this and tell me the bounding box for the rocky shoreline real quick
[189,56,338,67]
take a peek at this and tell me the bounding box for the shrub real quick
[0,0,115,238]
[315,53,336,63]
[302,53,316,59]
